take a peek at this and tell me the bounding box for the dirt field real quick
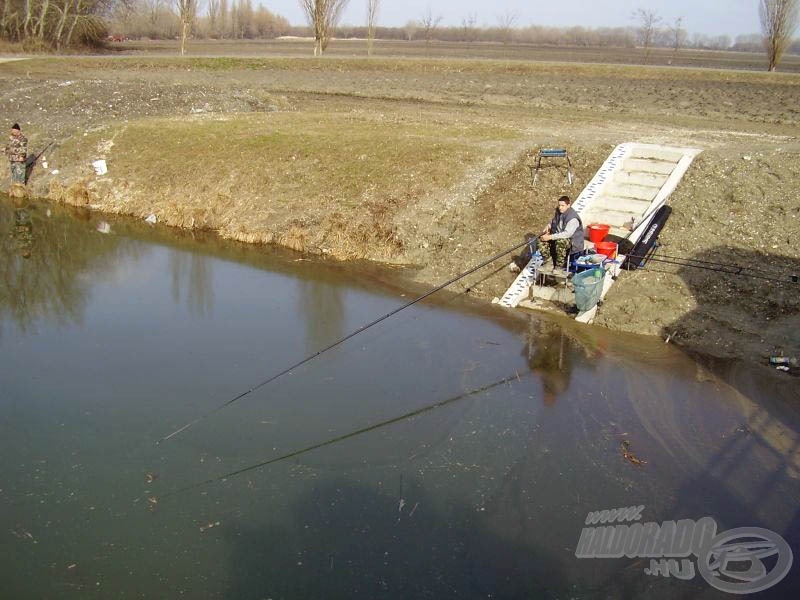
[2,39,799,365]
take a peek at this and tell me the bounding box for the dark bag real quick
[24,142,54,185]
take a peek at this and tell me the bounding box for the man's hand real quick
[541,233,551,241]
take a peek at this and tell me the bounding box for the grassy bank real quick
[50,109,523,260]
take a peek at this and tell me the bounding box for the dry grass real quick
[48,179,92,205]
[54,110,521,258]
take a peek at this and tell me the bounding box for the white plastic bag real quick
[92,159,107,175]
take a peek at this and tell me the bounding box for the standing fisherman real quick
[4,123,28,188]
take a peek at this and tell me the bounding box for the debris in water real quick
[10,525,35,540]
[199,521,220,533]
[96,221,111,234]
[409,502,419,517]
[145,472,158,484]
[398,498,405,514]
[145,214,157,225]
[146,496,158,512]
[621,440,647,466]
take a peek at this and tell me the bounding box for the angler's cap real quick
[11,123,20,131]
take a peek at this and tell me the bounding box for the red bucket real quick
[587,223,610,244]
[595,241,618,259]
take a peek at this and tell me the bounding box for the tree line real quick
[2,0,798,70]
[0,0,114,49]
[118,0,288,42]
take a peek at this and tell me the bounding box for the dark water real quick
[1,198,799,599]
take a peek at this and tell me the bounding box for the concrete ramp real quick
[496,142,701,311]
[573,142,701,244]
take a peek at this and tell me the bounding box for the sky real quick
[262,1,763,38]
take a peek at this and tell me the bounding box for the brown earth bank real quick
[1,44,799,368]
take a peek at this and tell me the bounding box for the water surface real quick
[1,198,799,598]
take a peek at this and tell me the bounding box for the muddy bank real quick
[2,55,799,367]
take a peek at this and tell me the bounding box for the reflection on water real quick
[169,250,214,317]
[0,197,131,333]
[526,324,576,405]
[1,197,799,598]
[299,278,345,351]
[12,203,33,259]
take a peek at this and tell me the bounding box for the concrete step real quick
[608,225,632,238]
[582,208,641,228]
[613,170,668,188]
[605,182,658,201]
[622,158,676,175]
[591,195,653,215]
[628,147,684,163]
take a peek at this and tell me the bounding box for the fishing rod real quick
[158,237,535,443]
[155,370,525,501]
[627,251,798,285]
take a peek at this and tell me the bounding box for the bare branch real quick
[760,0,800,71]
[419,6,441,51]
[366,0,379,56]
[172,0,198,55]
[632,7,661,62]
[497,9,518,45]
[299,0,349,55]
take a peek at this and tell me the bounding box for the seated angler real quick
[537,195,584,272]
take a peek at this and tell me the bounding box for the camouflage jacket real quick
[5,133,28,162]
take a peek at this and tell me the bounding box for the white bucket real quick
[92,159,107,175]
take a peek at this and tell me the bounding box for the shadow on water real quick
[224,477,570,599]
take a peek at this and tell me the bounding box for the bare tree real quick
[403,19,417,41]
[1,0,116,49]
[173,0,198,55]
[760,0,800,71]
[298,0,349,56]
[461,12,477,49]
[366,0,379,56]
[632,8,660,62]
[207,0,219,35]
[497,9,517,45]
[668,16,686,57]
[419,6,441,52]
